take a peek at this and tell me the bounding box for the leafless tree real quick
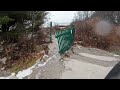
[91,11,120,24]
[73,11,94,21]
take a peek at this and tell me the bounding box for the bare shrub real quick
[74,17,113,50]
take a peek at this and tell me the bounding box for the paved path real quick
[59,45,120,79]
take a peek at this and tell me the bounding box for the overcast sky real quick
[45,11,77,26]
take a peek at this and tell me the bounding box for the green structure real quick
[55,25,75,55]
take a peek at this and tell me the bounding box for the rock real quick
[0,57,7,64]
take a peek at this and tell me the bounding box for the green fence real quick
[55,26,75,55]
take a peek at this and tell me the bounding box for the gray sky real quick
[45,11,77,26]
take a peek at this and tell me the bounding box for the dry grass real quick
[0,28,50,73]
[74,17,120,52]
[6,51,44,73]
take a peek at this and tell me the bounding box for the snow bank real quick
[16,68,33,79]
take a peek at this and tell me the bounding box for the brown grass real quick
[5,50,44,73]
[74,17,120,51]
[0,29,50,73]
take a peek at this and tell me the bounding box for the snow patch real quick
[38,63,46,67]
[113,54,119,56]
[79,53,118,61]
[16,69,33,79]
[38,52,58,67]
[43,55,49,58]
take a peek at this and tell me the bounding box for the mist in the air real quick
[95,20,113,36]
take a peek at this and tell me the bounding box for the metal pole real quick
[50,22,52,42]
